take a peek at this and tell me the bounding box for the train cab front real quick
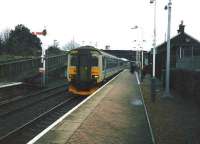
[67,48,101,96]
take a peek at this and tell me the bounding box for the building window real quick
[193,47,200,56]
[183,47,192,57]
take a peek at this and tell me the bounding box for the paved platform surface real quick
[35,70,153,144]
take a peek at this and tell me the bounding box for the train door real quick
[77,52,92,82]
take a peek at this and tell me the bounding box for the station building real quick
[150,21,200,79]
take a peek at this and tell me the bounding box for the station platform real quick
[29,70,153,144]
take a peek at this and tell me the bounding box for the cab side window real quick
[102,57,105,70]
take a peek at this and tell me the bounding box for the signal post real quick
[32,29,47,87]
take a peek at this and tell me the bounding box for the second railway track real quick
[0,84,68,116]
[0,93,84,144]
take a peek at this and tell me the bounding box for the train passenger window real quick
[107,58,112,68]
[91,56,98,66]
[71,55,78,66]
[102,57,105,70]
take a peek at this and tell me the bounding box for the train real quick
[67,46,127,96]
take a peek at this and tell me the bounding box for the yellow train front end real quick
[67,47,102,96]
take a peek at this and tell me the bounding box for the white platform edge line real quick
[0,82,22,88]
[27,71,123,144]
[135,71,140,85]
[135,73,156,144]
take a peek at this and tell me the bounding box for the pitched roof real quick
[155,32,200,53]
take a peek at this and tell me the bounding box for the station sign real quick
[39,67,45,73]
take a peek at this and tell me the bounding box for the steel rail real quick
[0,83,67,106]
[0,95,78,143]
[0,85,67,117]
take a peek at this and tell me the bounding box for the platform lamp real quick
[163,0,172,97]
[141,39,146,70]
[131,26,140,67]
[132,47,137,62]
[131,26,146,70]
[150,0,157,102]
[150,0,156,78]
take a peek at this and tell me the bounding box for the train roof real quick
[69,46,122,60]
[70,46,100,52]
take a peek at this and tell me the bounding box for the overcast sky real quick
[0,0,199,51]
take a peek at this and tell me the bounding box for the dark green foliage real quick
[0,38,3,54]
[0,31,8,55]
[46,46,64,55]
[5,24,42,56]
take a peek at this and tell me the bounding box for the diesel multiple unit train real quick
[67,46,127,96]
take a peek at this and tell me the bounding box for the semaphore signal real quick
[32,29,47,36]
[32,28,47,88]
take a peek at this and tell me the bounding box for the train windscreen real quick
[71,55,78,66]
[91,56,98,66]
[70,49,100,86]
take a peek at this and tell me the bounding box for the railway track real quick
[0,93,84,144]
[0,84,68,116]
[0,83,71,141]
[0,83,38,102]
[0,73,120,144]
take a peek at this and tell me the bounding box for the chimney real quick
[177,20,185,34]
[105,45,110,50]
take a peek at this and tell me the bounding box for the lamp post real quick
[131,26,145,70]
[141,40,146,70]
[131,26,139,66]
[82,41,85,46]
[164,0,172,97]
[150,0,157,102]
[150,0,156,78]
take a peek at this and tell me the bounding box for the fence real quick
[0,54,68,82]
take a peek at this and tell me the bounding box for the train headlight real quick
[91,67,100,79]
[69,74,75,79]
[92,75,99,79]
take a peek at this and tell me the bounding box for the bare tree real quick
[0,29,11,54]
[62,40,80,51]
[0,28,11,44]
